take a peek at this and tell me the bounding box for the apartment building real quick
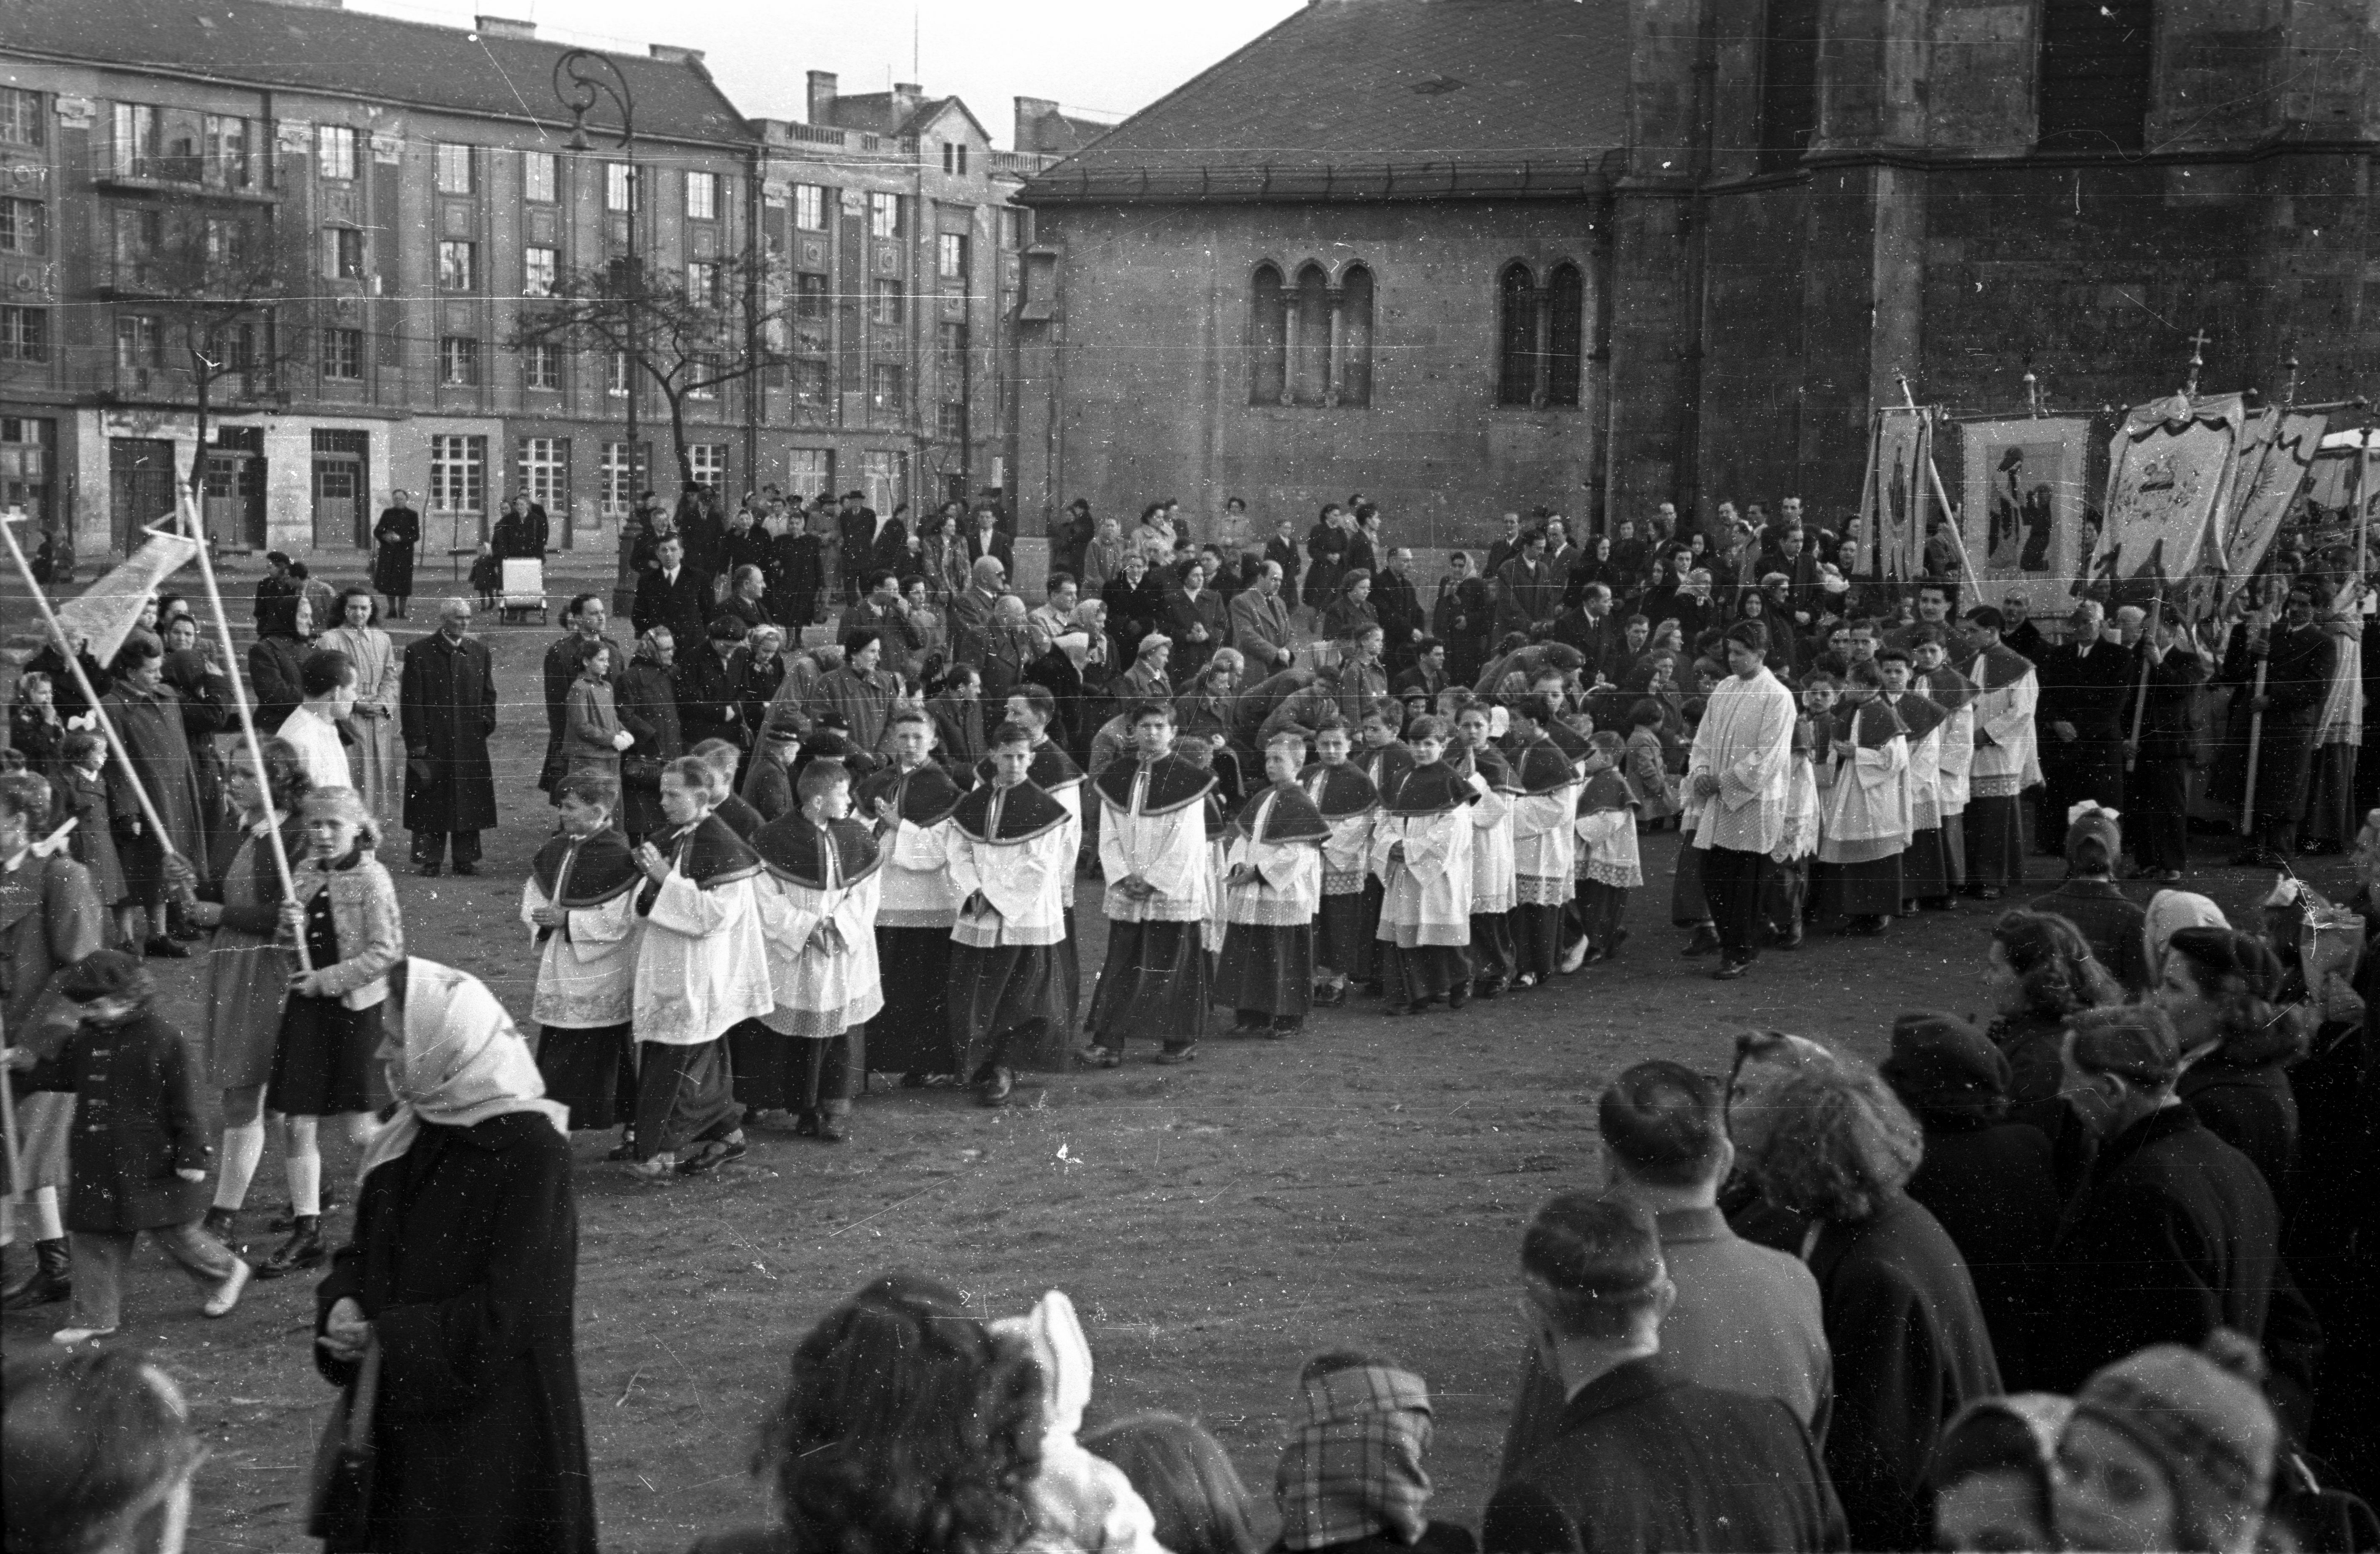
[1,0,1059,571]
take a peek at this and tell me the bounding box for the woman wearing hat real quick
[2055,1330,2278,1554]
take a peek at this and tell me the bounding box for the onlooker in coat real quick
[1084,516,1133,594]
[253,551,301,638]
[1271,1350,1474,1554]
[948,556,1009,667]
[631,536,713,647]
[4,951,249,1343]
[2027,803,2151,993]
[771,507,826,630]
[689,1274,1042,1554]
[1483,1194,1847,1554]
[1167,561,1229,684]
[1374,550,1427,675]
[313,958,594,1554]
[2157,926,2306,1207]
[1103,552,1169,669]
[1978,909,2125,1194]
[99,638,210,961]
[712,566,775,636]
[563,639,632,788]
[616,628,684,845]
[1300,507,1350,617]
[1231,562,1298,676]
[962,506,1014,572]
[374,491,422,619]
[1320,570,1380,648]
[399,599,498,877]
[1928,1394,2071,1554]
[1493,533,1563,640]
[1498,1060,1831,1479]
[2038,1007,2319,1414]
[1747,1062,2002,1552]
[675,617,750,755]
[2055,1331,2279,1554]
[1881,1013,2059,1389]
[247,592,313,735]
[1087,1413,1265,1554]
[980,596,1038,711]
[1,1345,213,1552]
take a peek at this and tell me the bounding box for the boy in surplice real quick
[1081,702,1216,1067]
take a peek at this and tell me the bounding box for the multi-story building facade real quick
[2,0,1055,572]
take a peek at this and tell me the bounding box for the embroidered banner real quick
[2212,408,2328,608]
[1863,408,1933,582]
[1959,417,2093,609]
[53,527,202,666]
[2085,393,2247,595]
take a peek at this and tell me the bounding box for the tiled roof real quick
[6,0,752,147]
[829,92,954,140]
[1025,0,1630,202]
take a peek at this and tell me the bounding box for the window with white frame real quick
[320,327,363,380]
[786,448,832,502]
[316,124,356,180]
[523,150,557,203]
[600,441,641,516]
[861,450,904,520]
[688,444,728,490]
[438,240,475,292]
[0,89,42,149]
[869,192,901,238]
[687,354,721,400]
[1,307,49,362]
[871,279,903,326]
[523,246,557,297]
[524,341,562,389]
[794,184,827,231]
[518,437,569,513]
[686,260,720,307]
[604,162,635,212]
[115,314,161,369]
[440,336,480,385]
[938,233,968,284]
[0,199,45,257]
[428,434,485,514]
[434,142,472,194]
[685,170,718,220]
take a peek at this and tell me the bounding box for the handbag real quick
[305,1334,382,1544]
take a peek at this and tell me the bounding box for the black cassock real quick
[2216,620,2335,829]
[374,506,421,597]
[400,632,499,834]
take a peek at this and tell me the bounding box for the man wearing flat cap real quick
[1484,1193,1845,1554]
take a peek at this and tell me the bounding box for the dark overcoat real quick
[1808,1193,2003,1554]
[374,506,421,597]
[400,632,499,834]
[1484,1357,1848,1554]
[314,1113,595,1554]
[1907,1117,2060,1389]
[100,682,210,887]
[614,658,684,838]
[21,1011,211,1231]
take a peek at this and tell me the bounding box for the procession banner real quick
[52,525,201,665]
[1958,416,2093,609]
[1862,408,1933,581]
[2212,407,2327,608]
[2085,392,2247,596]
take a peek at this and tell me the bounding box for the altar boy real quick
[1216,729,1329,1036]
[1373,715,1478,1014]
[948,721,1074,1107]
[750,759,883,1143]
[1082,702,1217,1067]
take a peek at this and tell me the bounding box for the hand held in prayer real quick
[176,1167,205,1183]
[611,730,635,751]
[633,844,670,884]
[1692,772,1721,798]
[1386,841,1407,867]
[963,890,990,916]
[319,1297,371,1362]
[530,906,567,929]
[1225,864,1257,888]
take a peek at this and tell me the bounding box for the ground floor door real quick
[313,429,371,549]
[203,427,268,549]
[108,437,177,554]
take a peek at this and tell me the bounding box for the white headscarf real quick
[358,958,569,1180]
[2142,889,2228,978]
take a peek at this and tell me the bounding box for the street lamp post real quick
[553,47,642,614]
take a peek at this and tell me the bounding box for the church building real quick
[1013,0,2375,549]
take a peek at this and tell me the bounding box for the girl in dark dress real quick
[315,958,594,1554]
[260,786,403,1279]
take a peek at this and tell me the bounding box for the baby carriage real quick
[498,557,549,625]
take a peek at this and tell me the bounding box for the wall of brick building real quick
[1014,200,1608,559]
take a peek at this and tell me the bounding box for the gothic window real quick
[1758,0,1823,172]
[1291,264,1331,407]
[1497,262,1538,407]
[1545,263,1585,408]
[2039,0,2153,151]
[1249,264,1287,404]
[1338,265,1374,408]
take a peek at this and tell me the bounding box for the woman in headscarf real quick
[2141,887,2227,978]
[2157,926,2307,1206]
[246,591,314,732]
[312,958,594,1554]
[317,588,405,827]
[615,627,685,846]
[1271,1349,1470,1554]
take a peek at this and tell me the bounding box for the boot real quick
[255,1216,326,1280]
[0,1238,71,1310]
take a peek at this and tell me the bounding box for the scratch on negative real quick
[826,1176,960,1238]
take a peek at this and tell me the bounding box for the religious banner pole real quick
[1854,406,1882,580]
[178,487,310,969]
[2241,597,2272,837]
[1899,373,1977,585]
[0,510,184,861]
[2126,578,2162,774]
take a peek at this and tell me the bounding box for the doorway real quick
[312,429,370,548]
[108,437,177,554]
[204,426,267,549]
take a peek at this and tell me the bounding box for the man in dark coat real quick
[2035,600,2133,826]
[834,491,876,603]
[373,492,422,619]
[400,599,499,876]
[2039,1008,2322,1420]
[253,552,301,639]
[2218,583,2336,864]
[1373,549,1428,678]
[770,507,827,632]
[1484,1194,1847,1554]
[673,617,749,755]
[1433,553,1496,688]
[1494,533,1564,641]
[630,535,712,647]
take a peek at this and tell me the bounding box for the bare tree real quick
[112,199,311,501]
[508,249,788,491]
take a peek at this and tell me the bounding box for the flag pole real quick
[176,487,310,970]
[2126,578,2162,774]
[0,511,183,859]
[1898,374,1977,585]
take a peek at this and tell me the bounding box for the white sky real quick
[339,0,1305,146]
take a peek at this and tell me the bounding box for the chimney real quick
[807,70,839,126]
[474,13,533,38]
[892,82,922,120]
[1014,95,1058,153]
[649,43,705,66]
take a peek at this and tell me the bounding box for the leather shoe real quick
[417,860,443,877]
[1712,959,1750,981]
[451,861,478,876]
[142,934,190,959]
[254,1219,325,1280]
[1679,926,1721,958]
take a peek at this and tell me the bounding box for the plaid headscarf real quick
[1275,1364,1434,1551]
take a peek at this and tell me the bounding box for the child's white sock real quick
[215,1120,267,1211]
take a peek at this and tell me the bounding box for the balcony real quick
[987,149,1057,179]
[89,162,280,205]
